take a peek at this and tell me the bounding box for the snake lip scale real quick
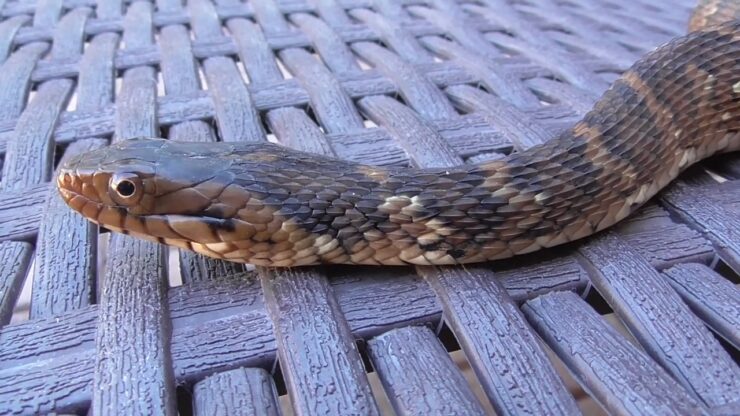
[57,11,740,267]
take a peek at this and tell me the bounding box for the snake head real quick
[57,138,247,243]
[58,138,161,219]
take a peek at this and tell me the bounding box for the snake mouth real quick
[57,171,106,225]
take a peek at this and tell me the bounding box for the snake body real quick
[58,4,740,267]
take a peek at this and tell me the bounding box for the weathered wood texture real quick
[367,325,486,415]
[0,0,737,415]
[92,4,177,415]
[663,263,740,349]
[523,291,705,416]
[193,367,282,416]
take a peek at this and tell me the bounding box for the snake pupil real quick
[116,180,136,197]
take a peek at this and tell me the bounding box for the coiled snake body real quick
[58,2,740,267]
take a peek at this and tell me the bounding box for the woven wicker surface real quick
[0,0,738,414]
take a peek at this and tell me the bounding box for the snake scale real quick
[57,1,740,267]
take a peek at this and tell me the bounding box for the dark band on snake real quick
[57,2,740,267]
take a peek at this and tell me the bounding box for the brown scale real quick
[57,17,740,267]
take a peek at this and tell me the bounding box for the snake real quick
[56,1,740,267]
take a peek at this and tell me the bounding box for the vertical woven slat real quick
[525,77,595,115]
[95,0,123,20]
[28,26,118,320]
[262,267,380,416]
[445,85,552,148]
[420,266,581,415]
[367,326,486,415]
[0,16,29,65]
[662,178,740,271]
[0,11,52,330]
[160,25,202,96]
[278,48,364,134]
[580,234,740,408]
[259,98,379,415]
[250,0,291,34]
[204,56,267,142]
[308,0,353,26]
[0,42,45,128]
[30,8,99,319]
[357,95,460,167]
[518,0,638,68]
[406,3,502,60]
[193,368,282,416]
[664,263,740,349]
[32,0,62,29]
[226,18,283,84]
[352,42,458,120]
[76,33,118,113]
[48,9,89,60]
[420,36,541,109]
[31,139,105,318]
[470,0,608,94]
[523,291,705,415]
[190,0,265,142]
[92,2,176,415]
[0,79,71,190]
[0,242,32,326]
[350,9,434,64]
[290,13,361,75]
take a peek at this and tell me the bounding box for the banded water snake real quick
[57,1,740,267]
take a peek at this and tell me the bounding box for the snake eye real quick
[109,173,143,205]
[116,180,136,197]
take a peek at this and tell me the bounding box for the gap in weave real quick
[114,75,123,100]
[713,259,740,285]
[704,168,728,183]
[583,284,615,316]
[8,259,33,324]
[96,232,109,304]
[355,338,404,414]
[356,56,372,71]
[275,57,293,80]
[266,133,279,144]
[53,141,69,170]
[167,247,183,288]
[197,65,208,90]
[65,90,78,111]
[302,103,321,129]
[159,124,172,141]
[157,70,166,96]
[176,385,194,416]
[235,60,251,84]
